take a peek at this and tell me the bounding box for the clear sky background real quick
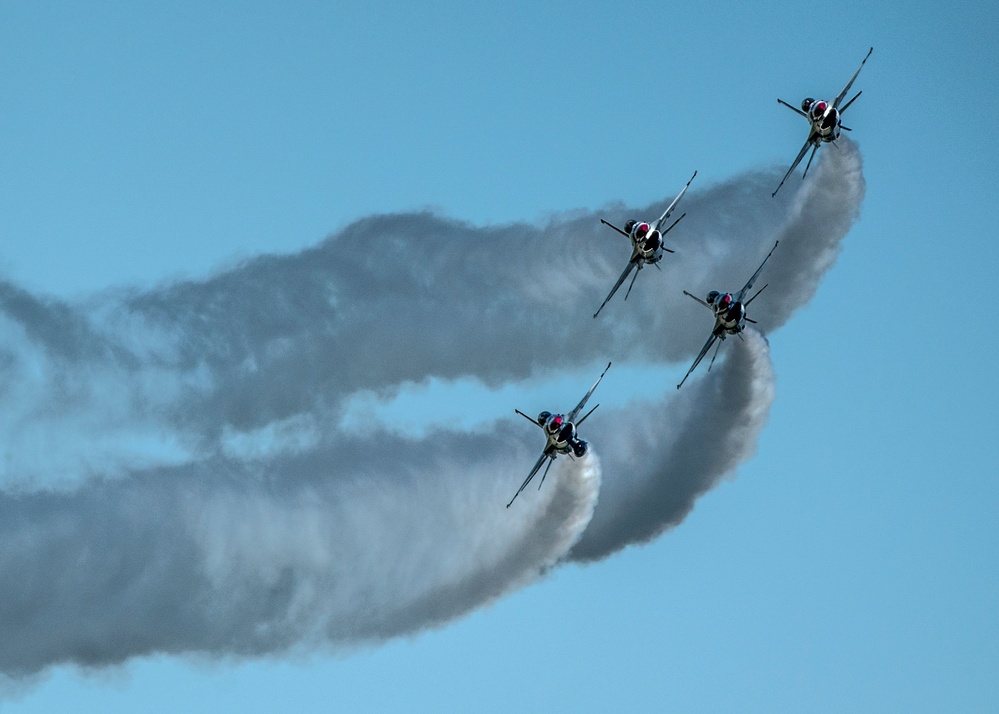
[1,1,996,712]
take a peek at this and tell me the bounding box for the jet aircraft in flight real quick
[593,171,697,318]
[677,241,779,389]
[772,47,873,197]
[507,362,612,508]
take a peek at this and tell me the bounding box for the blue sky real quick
[1,2,997,712]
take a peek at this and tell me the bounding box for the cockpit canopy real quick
[801,97,815,113]
[706,290,720,305]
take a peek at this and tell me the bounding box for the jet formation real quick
[507,49,871,506]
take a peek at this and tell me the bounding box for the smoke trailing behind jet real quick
[0,141,863,678]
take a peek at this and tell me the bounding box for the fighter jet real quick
[677,241,778,389]
[593,171,697,318]
[507,362,611,508]
[772,47,873,197]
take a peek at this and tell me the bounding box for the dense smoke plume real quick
[0,141,864,676]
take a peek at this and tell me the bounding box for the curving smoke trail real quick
[0,334,769,678]
[0,140,862,487]
[0,143,864,677]
[570,329,776,562]
[0,426,598,678]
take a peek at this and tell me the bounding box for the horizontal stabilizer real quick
[600,219,630,238]
[840,90,862,114]
[576,403,599,427]
[515,409,542,428]
[661,212,686,236]
[777,98,808,117]
[682,290,711,309]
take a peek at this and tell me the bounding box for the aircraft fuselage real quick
[801,98,841,143]
[706,291,747,337]
[623,220,664,266]
[536,411,588,457]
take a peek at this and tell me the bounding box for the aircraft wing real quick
[736,241,779,303]
[677,333,718,389]
[567,361,612,423]
[507,451,553,508]
[654,170,698,231]
[772,134,816,197]
[593,261,638,318]
[833,47,873,110]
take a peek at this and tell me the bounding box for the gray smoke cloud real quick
[0,139,862,486]
[570,329,776,561]
[0,426,599,678]
[0,140,864,678]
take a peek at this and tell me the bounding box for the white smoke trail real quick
[0,143,863,677]
[0,426,598,677]
[565,142,864,560]
[570,329,776,561]
[0,140,862,488]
